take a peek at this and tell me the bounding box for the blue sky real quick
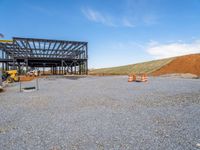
[0,0,200,68]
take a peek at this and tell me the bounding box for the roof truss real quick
[0,37,88,60]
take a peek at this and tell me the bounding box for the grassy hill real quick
[89,57,174,75]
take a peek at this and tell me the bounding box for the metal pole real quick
[12,59,15,70]
[2,50,4,71]
[61,60,63,75]
[18,62,21,75]
[36,78,39,90]
[43,64,45,75]
[75,62,76,75]
[86,43,88,75]
[25,59,28,73]
[20,81,22,92]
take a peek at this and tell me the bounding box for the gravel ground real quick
[0,76,200,150]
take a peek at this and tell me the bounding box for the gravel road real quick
[0,76,200,150]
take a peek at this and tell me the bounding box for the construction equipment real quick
[27,69,40,77]
[2,70,19,83]
[128,74,136,82]
[136,73,148,82]
[128,73,148,82]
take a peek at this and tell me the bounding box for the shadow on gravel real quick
[0,89,4,93]
[42,75,87,80]
[64,76,87,80]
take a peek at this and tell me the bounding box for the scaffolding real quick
[0,37,88,75]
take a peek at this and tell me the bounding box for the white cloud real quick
[147,40,200,59]
[81,7,116,27]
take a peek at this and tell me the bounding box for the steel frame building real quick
[0,37,88,75]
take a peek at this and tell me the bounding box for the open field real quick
[89,58,174,75]
[0,76,200,149]
[89,54,200,76]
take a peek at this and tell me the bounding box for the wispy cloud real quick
[81,7,117,27]
[147,40,200,59]
[122,18,135,27]
[27,4,58,16]
[81,7,137,28]
[81,5,158,28]
[125,0,159,26]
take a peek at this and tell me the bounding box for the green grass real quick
[89,57,174,75]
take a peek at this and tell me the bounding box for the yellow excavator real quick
[2,70,19,83]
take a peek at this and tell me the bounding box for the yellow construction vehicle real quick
[4,70,19,83]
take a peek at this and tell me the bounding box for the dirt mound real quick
[152,54,200,76]
[19,76,35,82]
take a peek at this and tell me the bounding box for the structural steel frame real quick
[0,37,88,75]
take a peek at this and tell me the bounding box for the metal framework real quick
[0,37,88,75]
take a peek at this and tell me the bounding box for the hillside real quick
[151,54,200,76]
[89,57,174,75]
[89,54,200,76]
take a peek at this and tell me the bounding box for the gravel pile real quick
[160,73,199,79]
[0,76,200,150]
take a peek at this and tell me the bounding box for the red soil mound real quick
[152,54,200,76]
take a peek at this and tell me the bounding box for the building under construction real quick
[0,37,88,75]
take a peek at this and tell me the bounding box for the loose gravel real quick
[0,76,200,150]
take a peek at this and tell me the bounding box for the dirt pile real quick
[152,54,200,76]
[19,76,35,82]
